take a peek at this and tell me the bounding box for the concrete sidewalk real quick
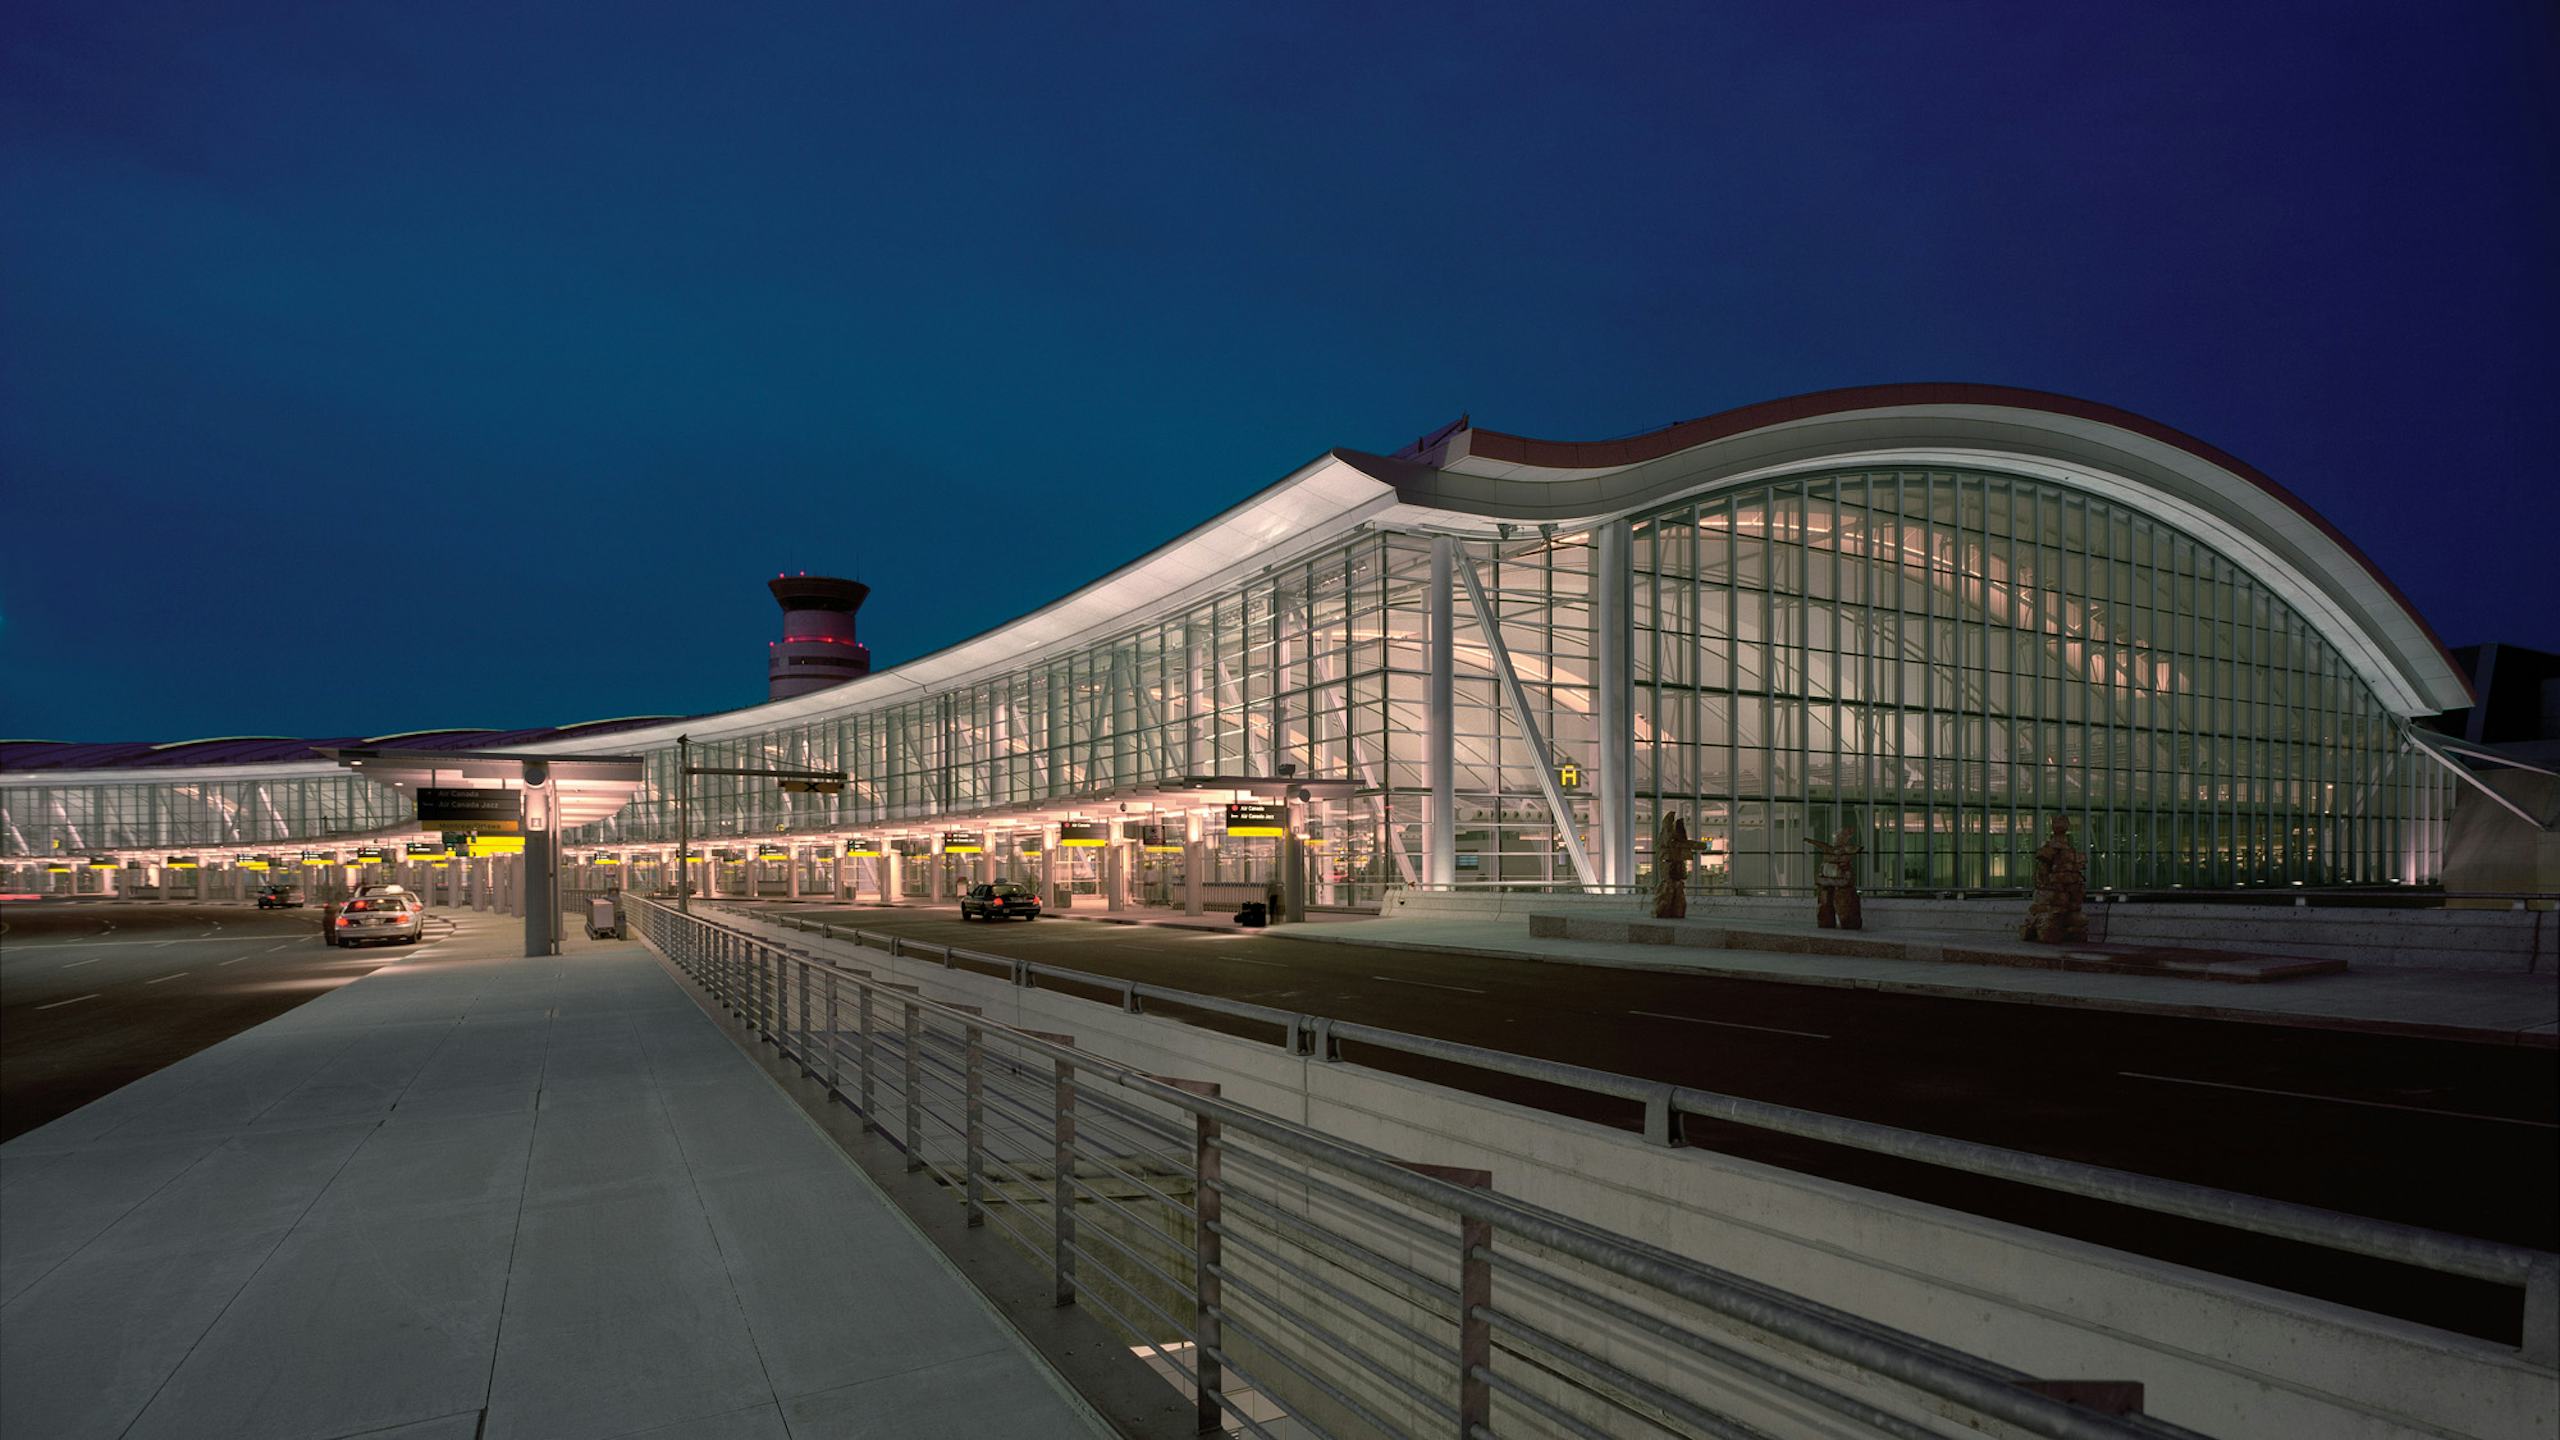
[1278,915,2560,1047]
[0,935,1112,1440]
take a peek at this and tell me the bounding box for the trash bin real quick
[584,896,620,940]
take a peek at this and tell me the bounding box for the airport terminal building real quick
[1,385,2483,907]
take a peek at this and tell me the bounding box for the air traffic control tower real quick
[767,574,872,700]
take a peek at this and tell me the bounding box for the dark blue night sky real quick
[4,2,2553,740]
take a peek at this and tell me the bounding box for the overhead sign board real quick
[779,778,843,794]
[467,835,524,856]
[892,838,931,856]
[1141,824,1182,853]
[591,851,621,865]
[843,837,885,858]
[756,843,791,860]
[355,846,385,862]
[940,831,983,854]
[89,856,119,870]
[1018,835,1043,854]
[405,841,447,858]
[1058,821,1108,847]
[167,855,200,869]
[1224,802,1287,837]
[300,850,331,866]
[414,787,523,835]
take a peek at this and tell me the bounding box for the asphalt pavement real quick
[765,900,2558,1344]
[0,900,461,1142]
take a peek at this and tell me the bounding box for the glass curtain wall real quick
[0,773,406,855]
[1629,468,2448,893]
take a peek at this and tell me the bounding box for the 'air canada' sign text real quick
[1224,802,1286,837]
[940,831,983,854]
[415,787,524,835]
[1057,821,1108,847]
[842,837,885,858]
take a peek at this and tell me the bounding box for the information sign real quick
[1223,801,1287,837]
[405,841,447,858]
[166,855,200,869]
[414,787,524,835]
[467,835,525,857]
[843,837,885,858]
[1058,821,1108,847]
[1141,824,1183,853]
[355,846,385,862]
[88,856,119,870]
[940,831,983,854]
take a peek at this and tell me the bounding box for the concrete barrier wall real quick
[721,913,2555,1440]
[1682,894,2556,973]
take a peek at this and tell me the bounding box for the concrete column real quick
[1282,822,1307,924]
[1185,838,1204,915]
[1104,843,1127,914]
[1426,534,1456,888]
[1593,518,1635,891]
[523,785,556,958]
[883,851,901,905]
[788,849,804,900]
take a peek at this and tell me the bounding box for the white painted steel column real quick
[788,848,803,900]
[1184,838,1204,915]
[1426,535,1457,889]
[1593,518,1635,890]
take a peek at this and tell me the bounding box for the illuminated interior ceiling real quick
[320,748,647,829]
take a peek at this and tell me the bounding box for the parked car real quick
[350,883,415,903]
[959,882,1041,921]
[330,894,425,946]
[257,884,306,909]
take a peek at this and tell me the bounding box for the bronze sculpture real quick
[1803,825,1863,930]
[2020,815,2089,943]
[1653,811,1691,919]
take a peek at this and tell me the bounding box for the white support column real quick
[1426,535,1457,889]
[1104,842,1127,914]
[788,848,804,900]
[1184,837,1204,916]
[1593,518,1635,890]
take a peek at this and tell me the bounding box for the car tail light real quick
[335,915,350,926]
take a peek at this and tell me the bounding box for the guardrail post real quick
[1153,1077,1225,1434]
[2527,1253,2557,1367]
[1121,981,1141,1015]
[822,969,841,1097]
[857,984,876,1127]
[1405,1163,1495,1437]
[795,963,814,1077]
[1644,1085,1679,1147]
[964,1020,986,1228]
[903,998,923,1171]
[1053,1045,1077,1307]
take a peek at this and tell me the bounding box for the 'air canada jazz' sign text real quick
[415,787,524,835]
[1224,802,1286,837]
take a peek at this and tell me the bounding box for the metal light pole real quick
[677,734,691,914]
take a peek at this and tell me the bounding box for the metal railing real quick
[719,901,2560,1370]
[633,895,2211,1439]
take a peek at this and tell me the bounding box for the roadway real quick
[0,900,463,1142]
[766,900,2558,1344]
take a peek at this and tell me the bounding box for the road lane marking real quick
[263,943,299,953]
[61,958,106,968]
[36,994,100,1010]
[1628,1009,1831,1040]
[2117,1071,2560,1129]
[144,972,189,985]
[1218,955,1288,968]
[216,958,246,967]
[1371,975,1487,995]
